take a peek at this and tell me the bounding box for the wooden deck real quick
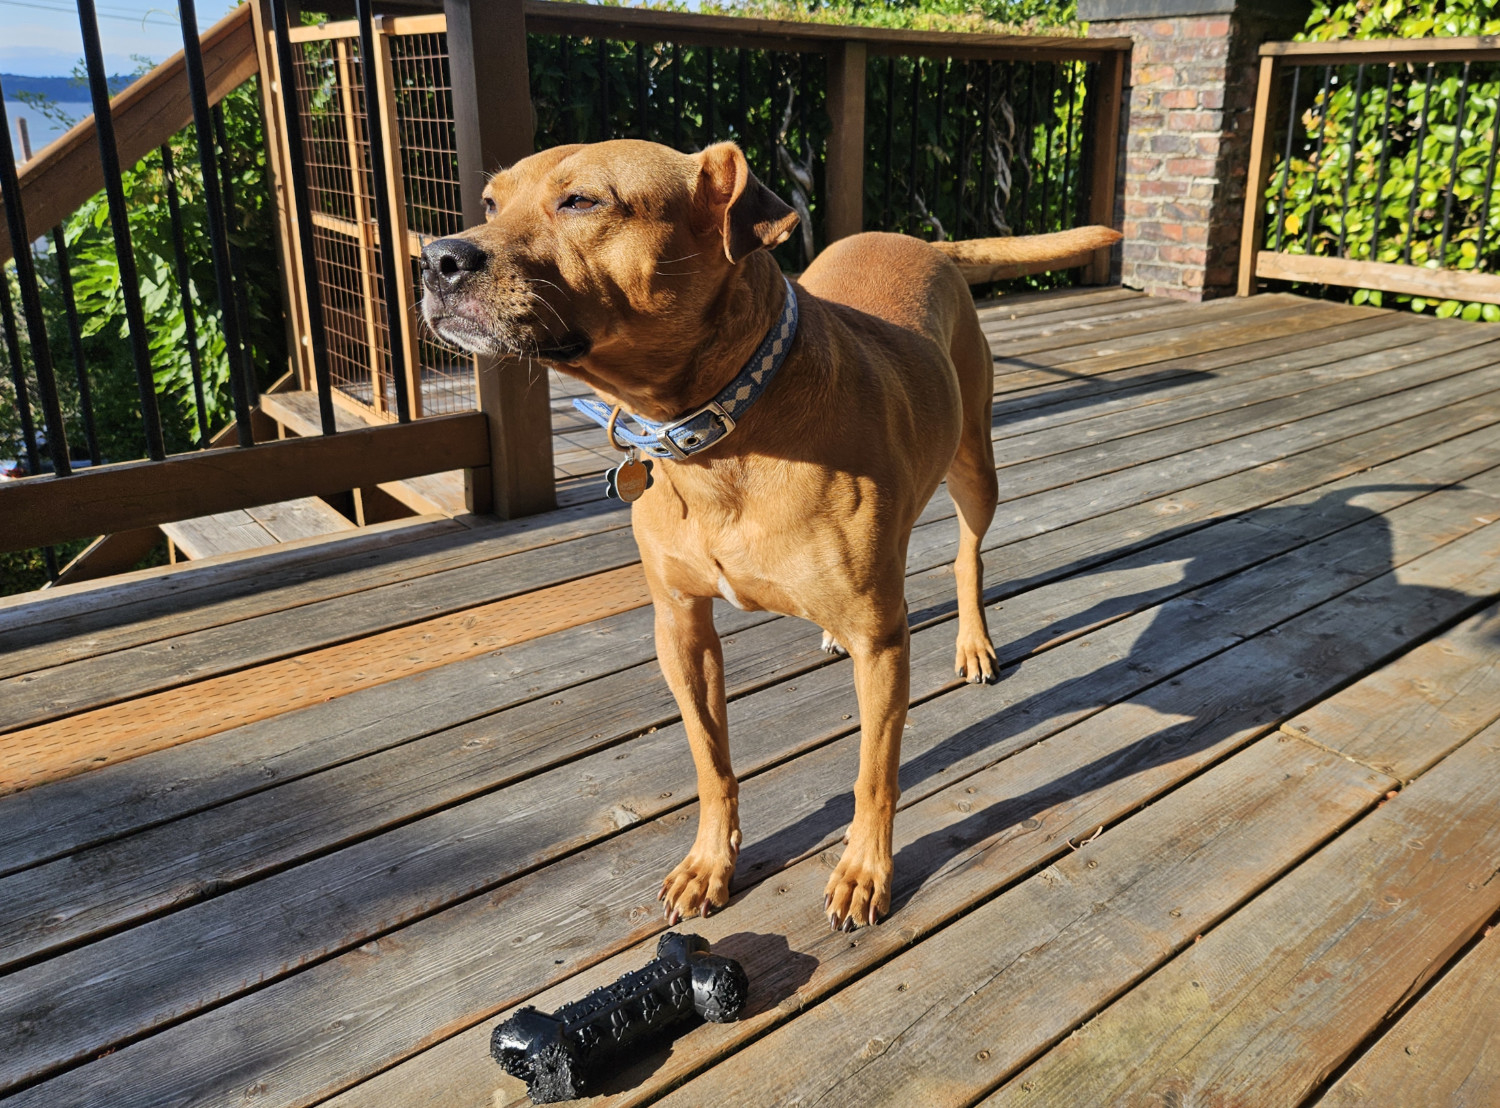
[3,287,1500,1108]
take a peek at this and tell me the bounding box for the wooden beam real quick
[1256,251,1500,305]
[2,4,259,268]
[823,41,867,245]
[446,0,556,519]
[1239,55,1281,297]
[0,413,489,552]
[521,0,1131,61]
[47,528,163,588]
[1084,48,1125,285]
[1261,35,1500,66]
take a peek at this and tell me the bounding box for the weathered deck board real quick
[6,290,1500,1108]
[8,445,1500,1106]
[8,456,1494,981]
[1317,928,1500,1108]
[984,723,1500,1108]
[8,393,1498,885]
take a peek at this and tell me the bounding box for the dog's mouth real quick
[423,303,590,364]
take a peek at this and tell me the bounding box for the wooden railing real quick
[0,0,1129,579]
[1240,37,1500,307]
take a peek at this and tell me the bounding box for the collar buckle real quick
[656,400,736,459]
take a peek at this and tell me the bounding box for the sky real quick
[0,0,242,77]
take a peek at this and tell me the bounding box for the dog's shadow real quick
[732,483,1481,914]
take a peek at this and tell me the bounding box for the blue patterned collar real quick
[572,276,799,460]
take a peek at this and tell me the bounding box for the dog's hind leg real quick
[946,310,1000,685]
[651,590,741,924]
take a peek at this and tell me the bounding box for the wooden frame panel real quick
[1262,36,1500,66]
[1255,251,1500,305]
[1238,55,1281,297]
[0,414,489,552]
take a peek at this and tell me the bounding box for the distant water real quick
[6,99,95,156]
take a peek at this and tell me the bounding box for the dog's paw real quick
[658,832,740,925]
[819,630,848,656]
[823,838,893,931]
[954,630,999,685]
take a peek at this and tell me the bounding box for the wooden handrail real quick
[1260,35,1500,65]
[292,3,1129,60]
[2,3,259,268]
[0,411,490,553]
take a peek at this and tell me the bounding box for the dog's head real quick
[419,140,797,374]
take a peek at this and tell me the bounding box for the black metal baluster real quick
[881,56,895,230]
[178,0,255,444]
[930,57,947,233]
[764,57,778,194]
[0,94,70,478]
[907,58,921,233]
[978,61,994,235]
[1369,63,1397,259]
[357,0,413,423]
[1476,90,1500,267]
[598,38,609,141]
[1061,61,1079,231]
[50,228,100,466]
[672,43,682,150]
[269,0,338,434]
[1273,64,1301,251]
[705,48,715,145]
[161,143,211,445]
[1438,60,1471,267]
[212,105,256,405]
[1337,63,1365,258]
[636,42,648,140]
[15,116,99,466]
[1303,65,1334,254]
[0,257,43,483]
[1040,63,1059,232]
[1403,63,1436,265]
[955,61,972,241]
[737,49,750,146]
[1018,62,1037,234]
[79,0,164,459]
[1076,60,1099,230]
[560,36,572,144]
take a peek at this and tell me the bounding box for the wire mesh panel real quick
[388,30,474,414]
[291,34,401,419]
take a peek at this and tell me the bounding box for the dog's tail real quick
[930,225,1123,284]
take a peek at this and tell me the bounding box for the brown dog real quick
[420,139,1120,930]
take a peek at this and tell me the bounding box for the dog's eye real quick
[559,194,598,212]
[483,196,497,217]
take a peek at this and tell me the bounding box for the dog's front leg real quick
[826,611,910,930]
[653,591,740,924]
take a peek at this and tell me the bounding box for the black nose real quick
[421,237,488,291]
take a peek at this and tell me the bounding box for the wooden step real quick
[160,496,356,561]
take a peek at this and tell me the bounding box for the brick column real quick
[1082,0,1308,300]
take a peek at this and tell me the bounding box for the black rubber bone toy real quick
[491,932,748,1104]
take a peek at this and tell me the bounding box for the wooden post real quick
[445,0,556,518]
[336,38,388,417]
[1238,54,1281,297]
[371,17,423,418]
[1085,47,1126,285]
[824,40,867,245]
[250,0,313,389]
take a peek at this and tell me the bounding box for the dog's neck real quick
[566,252,787,424]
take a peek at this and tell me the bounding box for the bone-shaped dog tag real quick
[605,449,654,502]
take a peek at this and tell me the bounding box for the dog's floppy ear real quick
[696,142,799,264]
